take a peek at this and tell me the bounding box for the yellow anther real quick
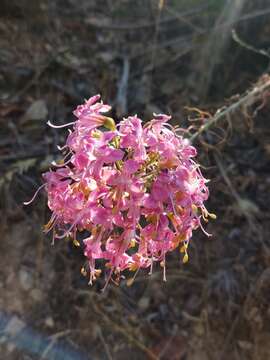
[92,130,101,138]
[115,160,123,171]
[147,214,158,223]
[95,269,102,278]
[129,239,136,248]
[103,117,116,131]
[127,278,135,287]
[73,239,80,247]
[183,253,189,263]
[111,135,120,148]
[180,245,186,253]
[167,212,174,221]
[202,214,209,222]
[192,204,198,213]
[177,233,186,242]
[81,267,87,276]
[129,263,138,272]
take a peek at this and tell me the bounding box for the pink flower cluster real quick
[41,95,214,286]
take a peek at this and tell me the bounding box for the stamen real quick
[54,214,83,239]
[126,267,140,287]
[169,194,177,216]
[183,252,189,263]
[51,229,56,245]
[23,184,45,205]
[44,213,57,233]
[47,120,75,129]
[198,217,212,237]
[160,258,167,282]
[149,257,154,275]
[51,153,72,168]
[57,144,68,151]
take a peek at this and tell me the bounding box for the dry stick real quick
[219,268,269,360]
[196,0,247,98]
[232,29,270,59]
[157,328,178,360]
[213,153,259,235]
[129,6,270,63]
[92,302,158,360]
[9,47,69,102]
[213,154,242,204]
[148,0,165,97]
[97,326,114,360]
[41,329,72,359]
[84,5,270,32]
[190,77,270,143]
[84,4,206,30]
[164,4,204,34]
[116,56,130,116]
[35,198,47,282]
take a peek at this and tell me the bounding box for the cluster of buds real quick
[27,95,215,287]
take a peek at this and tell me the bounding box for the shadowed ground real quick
[1,1,270,359]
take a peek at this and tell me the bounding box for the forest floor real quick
[0,1,270,359]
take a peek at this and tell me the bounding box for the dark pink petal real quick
[123,159,140,174]
[103,148,124,163]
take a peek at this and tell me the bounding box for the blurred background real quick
[1,0,270,359]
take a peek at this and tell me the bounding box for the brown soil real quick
[1,1,270,359]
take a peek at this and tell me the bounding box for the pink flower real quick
[73,94,113,130]
[30,95,215,287]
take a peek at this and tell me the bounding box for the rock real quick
[44,316,54,328]
[2,316,25,339]
[23,99,48,122]
[19,268,34,291]
[30,288,43,302]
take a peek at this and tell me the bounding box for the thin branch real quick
[84,5,207,30]
[41,329,72,359]
[97,326,114,360]
[190,76,270,142]
[92,301,158,360]
[116,56,130,116]
[164,4,204,34]
[232,29,270,58]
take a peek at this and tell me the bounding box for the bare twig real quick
[92,301,158,360]
[84,5,207,30]
[219,269,270,360]
[164,4,204,34]
[151,0,164,68]
[232,29,270,59]
[97,326,114,360]
[157,327,178,360]
[9,47,69,102]
[196,0,246,98]
[190,76,270,142]
[41,329,72,359]
[116,56,130,116]
[213,153,264,244]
